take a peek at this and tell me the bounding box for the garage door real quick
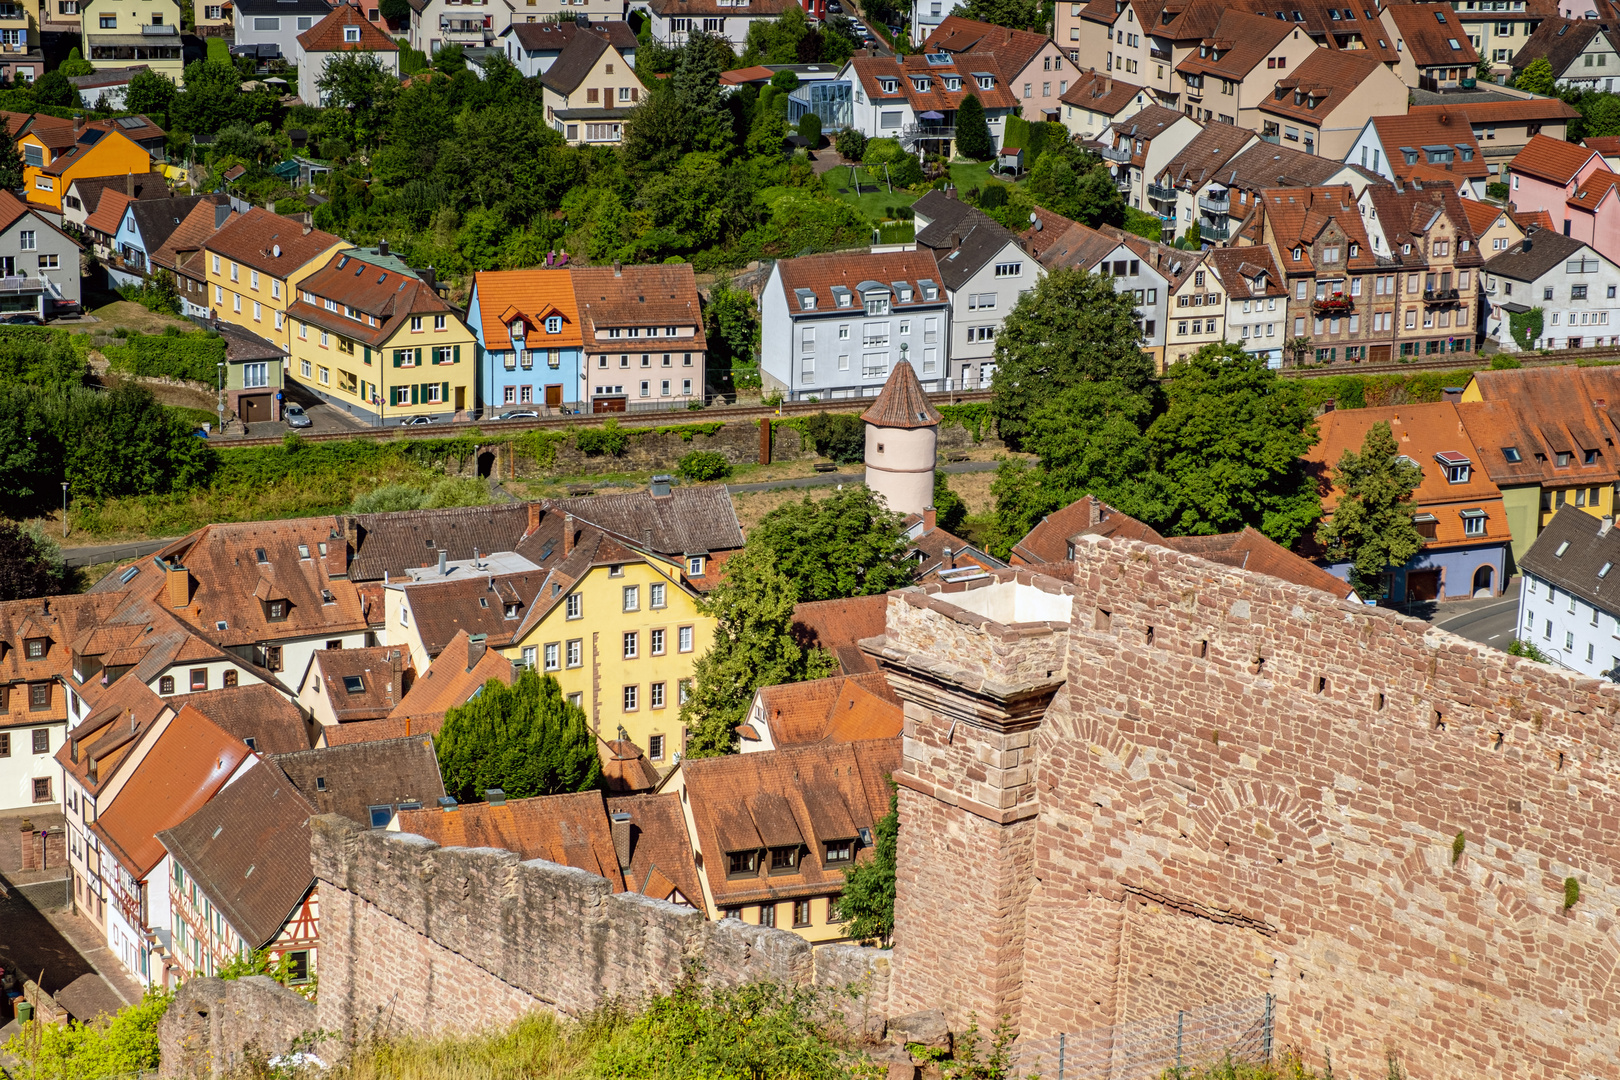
[239,394,268,423]
[1407,569,1441,602]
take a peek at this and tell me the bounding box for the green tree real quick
[31,70,79,108]
[0,114,24,192]
[796,111,822,146]
[59,47,93,77]
[1517,56,1556,96]
[744,486,913,602]
[1146,343,1321,545]
[959,0,1040,26]
[316,51,400,149]
[1314,420,1424,601]
[1,989,170,1080]
[435,668,602,802]
[0,522,66,601]
[172,60,276,135]
[1073,164,1126,228]
[956,92,993,161]
[379,0,411,22]
[703,278,759,368]
[1028,149,1081,218]
[680,552,837,757]
[124,69,178,118]
[988,265,1154,449]
[672,30,734,154]
[832,783,896,945]
[932,471,967,533]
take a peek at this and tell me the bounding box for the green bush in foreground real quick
[677,449,731,482]
[1,989,170,1080]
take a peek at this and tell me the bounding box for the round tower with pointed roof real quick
[862,360,940,517]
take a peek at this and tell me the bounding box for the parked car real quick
[827,1,842,11]
[401,415,435,426]
[284,403,312,429]
[0,312,40,325]
[498,410,540,421]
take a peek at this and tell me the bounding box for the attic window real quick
[1448,37,1461,49]
[546,315,562,333]
[1502,447,1521,462]
[316,776,327,791]
[505,603,520,618]
[1556,541,1571,557]
[344,25,361,41]
[298,544,310,559]
[1435,10,1447,20]
[255,548,268,563]
[1602,562,1614,578]
[119,566,140,584]
[343,675,365,694]
[321,589,335,604]
[216,621,228,631]
[479,597,489,608]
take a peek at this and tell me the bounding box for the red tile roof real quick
[1259,185,1377,276]
[791,595,887,675]
[1509,132,1604,186]
[1455,367,1620,487]
[390,629,517,722]
[297,4,399,52]
[570,263,707,349]
[203,206,346,279]
[471,268,583,353]
[1366,112,1488,183]
[752,672,901,749]
[1410,98,1580,125]
[1174,11,1294,81]
[775,249,945,318]
[862,360,941,429]
[1458,197,1507,237]
[922,16,1053,75]
[1059,70,1144,116]
[1568,169,1620,211]
[91,704,252,878]
[396,791,626,890]
[605,792,703,907]
[1382,2,1480,67]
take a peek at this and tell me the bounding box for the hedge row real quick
[101,332,228,385]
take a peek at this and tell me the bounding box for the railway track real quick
[1277,347,1620,379]
[214,390,998,449]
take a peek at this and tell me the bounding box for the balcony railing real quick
[1098,144,1132,163]
[1197,193,1230,214]
[1201,218,1231,241]
[1150,45,1171,60]
[901,123,955,141]
[1146,182,1176,201]
[1423,287,1460,304]
[439,18,486,32]
[1312,296,1355,314]
[1115,177,1132,192]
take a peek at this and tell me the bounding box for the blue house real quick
[467,265,587,414]
[104,194,228,290]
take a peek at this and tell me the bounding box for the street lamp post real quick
[61,481,68,538]
[217,361,226,435]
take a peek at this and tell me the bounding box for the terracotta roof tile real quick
[1174,10,1293,81]
[1158,123,1258,190]
[297,4,399,52]
[846,53,1018,113]
[389,629,517,722]
[470,268,583,353]
[349,503,538,582]
[682,738,899,908]
[600,738,661,794]
[1456,366,1620,487]
[1259,185,1376,276]
[605,792,702,907]
[775,249,946,321]
[323,714,444,746]
[1059,70,1144,115]
[1166,527,1356,599]
[1458,197,1506,237]
[1363,113,1488,183]
[1585,136,1620,155]
[183,683,316,754]
[85,189,134,237]
[91,704,252,877]
[304,646,411,722]
[791,595,887,675]
[1409,98,1580,125]
[556,485,745,559]
[1382,2,1480,67]
[396,790,625,890]
[0,592,127,728]
[1509,132,1604,186]
[69,173,168,219]
[203,207,347,280]
[52,676,170,795]
[1220,140,1347,191]
[861,361,941,429]
[571,263,707,348]
[151,200,235,275]
[1011,495,1163,564]
[156,759,315,949]
[754,672,901,749]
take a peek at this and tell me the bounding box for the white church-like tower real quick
[862,360,940,518]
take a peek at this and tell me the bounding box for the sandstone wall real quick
[310,815,824,1040]
[158,976,317,1079]
[884,541,1620,1079]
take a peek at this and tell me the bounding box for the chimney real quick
[326,531,348,577]
[1088,496,1104,527]
[302,224,312,235]
[610,811,633,870]
[165,562,189,608]
[650,474,672,497]
[1322,398,1336,413]
[468,633,487,671]
[950,231,961,249]
[125,171,133,196]
[378,238,389,257]
[613,261,622,277]
[438,549,448,576]
[942,545,954,569]
[485,788,506,806]
[924,505,936,532]
[419,266,437,292]
[389,650,402,705]
[563,513,575,556]
[1104,73,1112,94]
[438,796,458,812]
[73,114,83,133]
[1603,516,1616,537]
[526,500,541,537]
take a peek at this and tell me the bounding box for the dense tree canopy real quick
[742,487,913,602]
[989,343,1324,554]
[0,523,67,601]
[1315,421,1424,600]
[436,669,602,801]
[988,266,1156,449]
[832,783,897,945]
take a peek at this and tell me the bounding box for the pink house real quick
[1508,133,1607,236]
[1567,169,1620,262]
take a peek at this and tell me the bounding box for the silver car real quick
[284,403,312,428]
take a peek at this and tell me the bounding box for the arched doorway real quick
[1473,565,1494,598]
[477,451,496,479]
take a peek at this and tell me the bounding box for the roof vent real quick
[485,788,506,806]
[437,795,458,811]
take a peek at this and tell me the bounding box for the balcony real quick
[439,18,487,33]
[1098,144,1132,163]
[1423,287,1460,304]
[1312,295,1355,314]
[1115,177,1132,193]
[1146,182,1176,202]
[1197,193,1230,214]
[1201,218,1231,241]
[1150,45,1171,60]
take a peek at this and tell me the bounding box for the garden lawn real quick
[822,166,920,221]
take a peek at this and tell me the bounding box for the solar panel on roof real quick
[116,116,146,129]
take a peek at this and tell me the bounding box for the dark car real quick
[0,312,41,325]
[284,403,313,428]
[498,410,540,421]
[401,415,435,426]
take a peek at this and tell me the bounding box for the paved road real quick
[0,876,132,1022]
[726,459,999,494]
[61,537,176,569]
[1433,596,1521,649]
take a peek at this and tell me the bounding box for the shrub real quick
[800,411,864,464]
[1565,876,1581,910]
[1,989,170,1080]
[1490,354,1523,369]
[677,449,731,482]
[796,112,822,147]
[835,127,867,161]
[1507,637,1551,662]
[575,419,629,457]
[1487,181,1509,200]
[101,330,225,384]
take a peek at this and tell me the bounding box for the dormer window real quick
[832,286,853,308]
[267,600,288,621]
[1435,451,1471,483]
[727,849,760,877]
[1556,450,1572,467]
[769,845,801,872]
[25,638,45,661]
[880,78,899,93]
[977,75,993,89]
[1292,247,1302,261]
[864,292,891,316]
[255,548,268,563]
[796,288,817,311]
[505,603,520,618]
[945,76,961,90]
[911,77,930,92]
[546,315,562,333]
[1403,150,1419,165]
[343,24,361,41]
[511,320,526,339]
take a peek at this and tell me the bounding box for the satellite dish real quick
[273,243,281,257]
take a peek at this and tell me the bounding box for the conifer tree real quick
[435,668,601,801]
[0,116,24,193]
[955,93,993,161]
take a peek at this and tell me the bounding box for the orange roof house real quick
[467,267,585,413]
[1308,401,1510,603]
[739,672,902,752]
[19,118,156,213]
[294,5,399,106]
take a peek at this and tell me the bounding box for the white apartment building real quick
[1516,506,1620,679]
[1205,246,1289,368]
[761,249,950,400]
[1482,230,1620,351]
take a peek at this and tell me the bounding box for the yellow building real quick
[19,120,151,213]
[500,530,714,765]
[202,207,348,346]
[78,0,184,83]
[285,245,477,424]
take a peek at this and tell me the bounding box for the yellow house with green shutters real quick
[284,244,477,425]
[500,525,716,767]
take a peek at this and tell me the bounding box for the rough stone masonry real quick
[872,541,1620,1079]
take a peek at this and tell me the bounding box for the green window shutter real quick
[363,346,371,365]
[442,380,450,403]
[393,350,402,367]
[410,383,418,405]
[453,344,461,364]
